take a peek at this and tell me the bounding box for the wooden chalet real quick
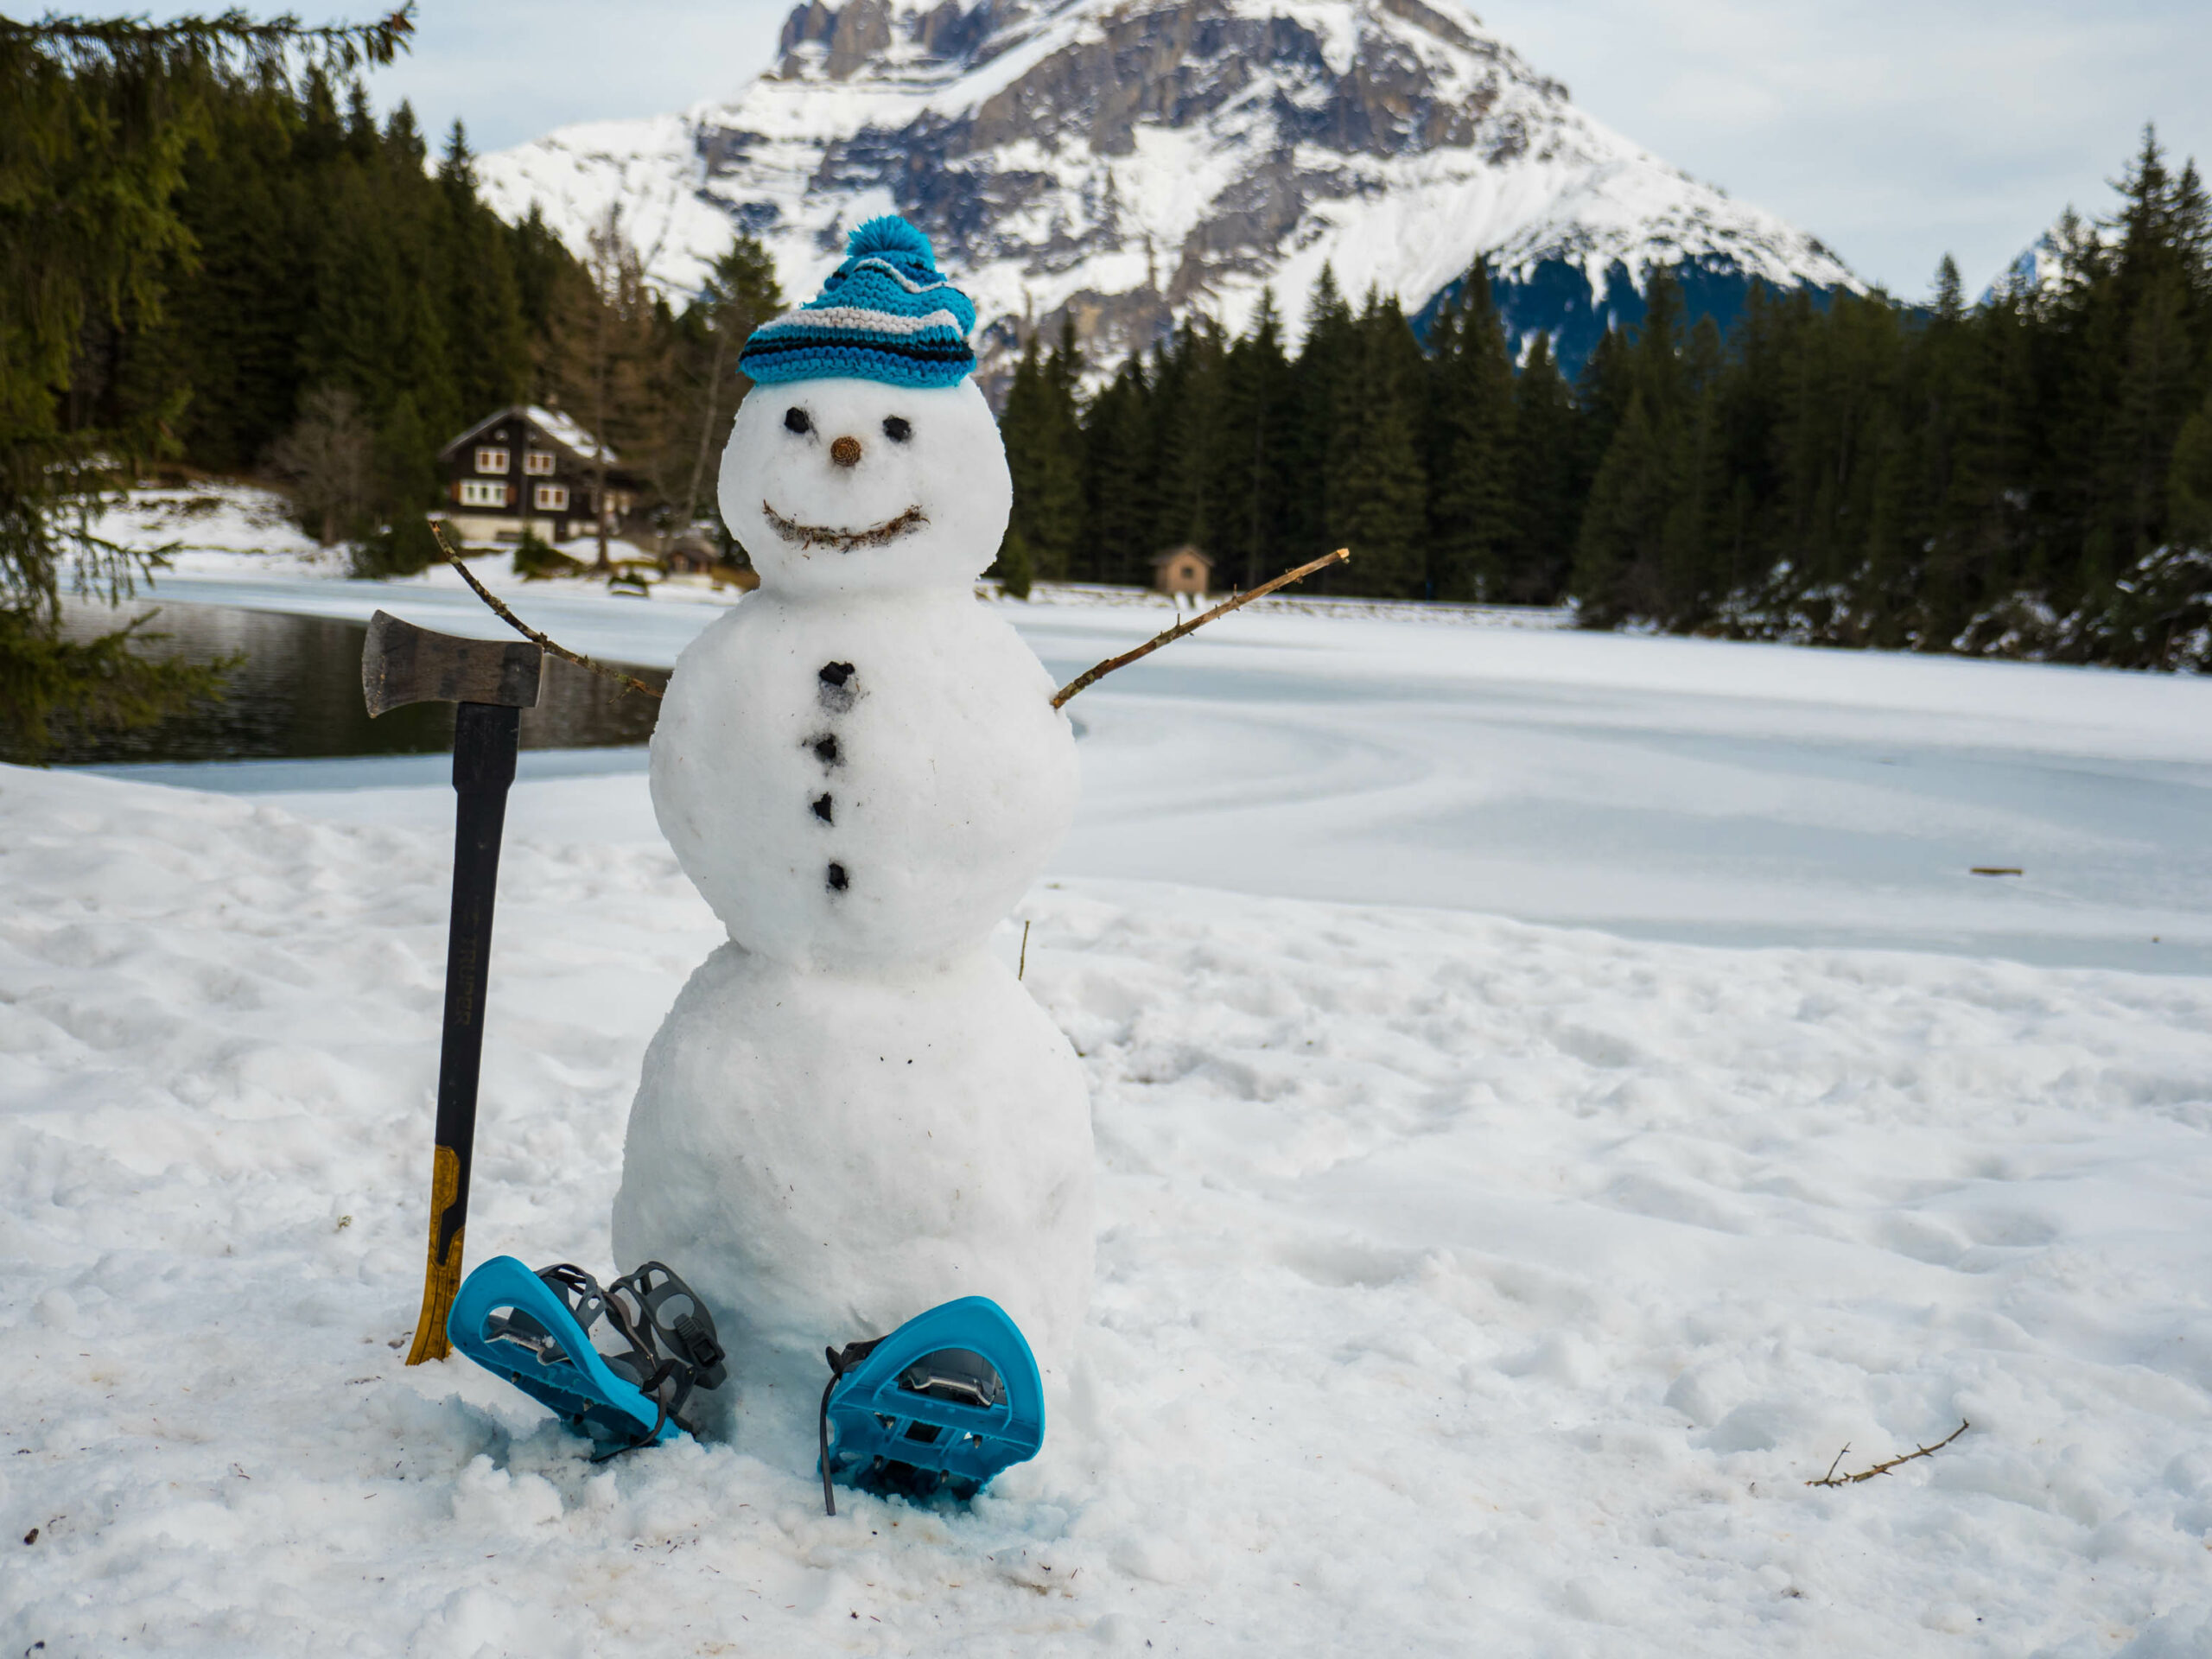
[435,405,640,546]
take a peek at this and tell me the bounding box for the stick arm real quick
[1050,548,1349,709]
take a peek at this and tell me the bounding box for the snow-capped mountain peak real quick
[478,0,1860,376]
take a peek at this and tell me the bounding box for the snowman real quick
[612,219,1093,1444]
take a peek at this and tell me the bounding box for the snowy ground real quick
[77,483,669,585]
[80,483,345,578]
[8,516,2212,1653]
[5,765,2212,1656]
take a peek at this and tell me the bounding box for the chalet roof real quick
[440,404,617,464]
[1151,544,1211,568]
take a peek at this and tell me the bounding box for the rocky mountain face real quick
[479,0,1860,380]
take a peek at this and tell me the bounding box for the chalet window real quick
[524,451,556,476]
[533,484,569,512]
[458,480,508,507]
[474,447,509,474]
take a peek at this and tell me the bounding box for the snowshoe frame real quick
[817,1295,1045,1514]
[448,1255,728,1459]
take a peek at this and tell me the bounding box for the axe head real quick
[363,610,543,718]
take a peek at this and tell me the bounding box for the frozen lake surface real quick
[112,566,2212,976]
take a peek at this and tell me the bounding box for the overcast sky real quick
[267,0,2210,298]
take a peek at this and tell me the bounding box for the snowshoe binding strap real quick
[448,1256,728,1459]
[618,1262,728,1394]
[817,1297,1044,1515]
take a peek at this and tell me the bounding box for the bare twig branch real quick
[1806,1421,1970,1487]
[1050,547,1350,709]
[431,522,664,702]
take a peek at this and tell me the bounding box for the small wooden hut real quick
[1151,545,1212,596]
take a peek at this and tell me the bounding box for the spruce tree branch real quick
[1805,1421,1969,1488]
[1050,546,1349,709]
[7,7,416,73]
[431,522,663,702]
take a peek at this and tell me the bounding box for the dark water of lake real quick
[48,598,665,766]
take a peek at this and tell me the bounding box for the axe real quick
[362,610,542,1364]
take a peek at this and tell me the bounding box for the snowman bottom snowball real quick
[613,944,1096,1420]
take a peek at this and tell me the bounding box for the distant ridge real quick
[479,0,1861,378]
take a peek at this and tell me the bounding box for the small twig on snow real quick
[1805,1421,1970,1487]
[432,521,663,702]
[1050,546,1350,709]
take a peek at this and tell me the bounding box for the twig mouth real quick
[762,500,927,550]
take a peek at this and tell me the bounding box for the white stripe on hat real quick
[759,305,969,338]
[846,256,956,297]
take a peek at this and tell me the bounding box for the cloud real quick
[178,0,796,149]
[1477,0,2212,293]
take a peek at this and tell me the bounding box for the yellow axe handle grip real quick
[404,1145,466,1365]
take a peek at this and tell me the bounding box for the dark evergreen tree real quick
[376,391,435,514]
[2172,384,2212,546]
[1573,268,1691,621]
[1325,292,1428,596]
[1148,318,1231,563]
[293,99,461,448]
[1,8,410,758]
[1657,314,1726,622]
[671,235,781,549]
[1286,266,1355,571]
[509,204,575,397]
[999,319,1084,582]
[1507,334,1582,603]
[1078,357,1155,585]
[1424,264,1516,600]
[158,83,309,470]
[435,120,531,422]
[1575,319,1636,480]
[1217,292,1294,591]
[2088,131,2211,572]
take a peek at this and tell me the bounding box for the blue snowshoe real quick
[448,1256,728,1459]
[817,1296,1045,1513]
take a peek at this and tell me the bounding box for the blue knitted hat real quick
[739,216,976,389]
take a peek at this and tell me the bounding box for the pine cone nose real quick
[830,435,862,468]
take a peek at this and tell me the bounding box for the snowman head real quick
[721,219,1009,598]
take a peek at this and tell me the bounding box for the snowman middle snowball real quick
[615,247,1092,1441]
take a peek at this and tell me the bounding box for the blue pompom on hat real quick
[739,216,976,389]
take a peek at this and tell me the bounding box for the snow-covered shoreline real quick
[3,763,2209,1656]
[59,499,2212,976]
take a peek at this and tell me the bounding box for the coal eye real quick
[784,407,811,435]
[882,416,912,443]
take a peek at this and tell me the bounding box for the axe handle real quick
[406,701,522,1364]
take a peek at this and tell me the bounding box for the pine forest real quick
[22,45,2212,677]
[996,129,2212,672]
[47,69,781,580]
